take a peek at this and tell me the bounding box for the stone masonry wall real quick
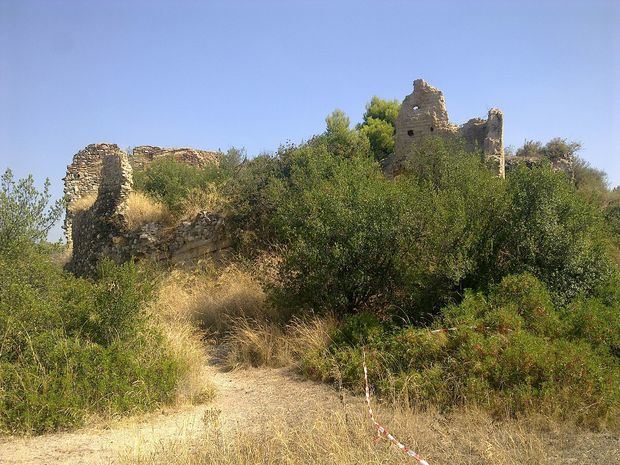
[67,148,133,277]
[64,144,219,246]
[389,79,505,177]
[504,151,574,176]
[110,211,231,266]
[63,144,112,244]
[130,146,219,170]
[65,143,230,276]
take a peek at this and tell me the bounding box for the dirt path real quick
[0,364,348,465]
[2,362,618,465]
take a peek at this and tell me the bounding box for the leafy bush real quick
[227,136,611,318]
[0,168,63,254]
[301,274,620,429]
[0,249,184,433]
[133,158,223,213]
[231,138,511,316]
[0,171,186,433]
[224,153,285,249]
[497,165,611,305]
[268,147,409,314]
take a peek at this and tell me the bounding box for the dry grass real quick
[122,404,619,465]
[222,316,336,370]
[126,192,172,229]
[145,262,276,402]
[147,270,215,404]
[127,263,620,465]
[186,264,274,334]
[67,192,171,229]
[68,193,97,212]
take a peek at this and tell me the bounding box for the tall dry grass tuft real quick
[222,316,337,370]
[68,193,97,212]
[68,192,171,229]
[145,262,276,400]
[126,192,172,229]
[147,269,215,404]
[187,264,273,334]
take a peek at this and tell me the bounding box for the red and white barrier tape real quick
[362,350,429,465]
[360,325,510,462]
[429,326,458,333]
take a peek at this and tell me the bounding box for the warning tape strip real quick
[361,324,511,463]
[362,350,429,465]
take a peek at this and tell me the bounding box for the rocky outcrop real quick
[388,79,505,177]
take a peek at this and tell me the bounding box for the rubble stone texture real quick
[67,148,133,276]
[63,144,219,245]
[390,79,505,177]
[130,146,219,170]
[64,143,230,276]
[63,144,111,244]
[504,151,574,175]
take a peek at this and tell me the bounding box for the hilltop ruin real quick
[63,79,576,276]
[388,79,505,177]
[64,144,230,276]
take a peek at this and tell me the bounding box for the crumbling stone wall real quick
[112,211,231,266]
[131,146,219,170]
[65,143,230,276]
[504,151,573,175]
[63,144,114,244]
[389,79,505,177]
[67,148,133,277]
[64,144,219,246]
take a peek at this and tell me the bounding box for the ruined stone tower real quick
[63,144,219,245]
[389,79,505,177]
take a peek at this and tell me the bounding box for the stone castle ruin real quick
[65,144,230,276]
[63,144,219,245]
[388,79,574,178]
[64,78,575,276]
[389,79,505,177]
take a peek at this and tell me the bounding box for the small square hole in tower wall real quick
[407,130,414,136]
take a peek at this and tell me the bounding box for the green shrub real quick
[133,158,222,212]
[224,153,286,249]
[269,148,410,314]
[228,136,611,318]
[0,248,183,434]
[302,274,620,430]
[497,165,611,304]
[0,168,63,254]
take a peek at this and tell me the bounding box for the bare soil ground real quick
[1,361,618,465]
[0,364,349,465]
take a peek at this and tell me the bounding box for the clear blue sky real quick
[1,0,618,241]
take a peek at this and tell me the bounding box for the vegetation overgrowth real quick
[182,101,618,429]
[0,170,192,434]
[2,96,619,436]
